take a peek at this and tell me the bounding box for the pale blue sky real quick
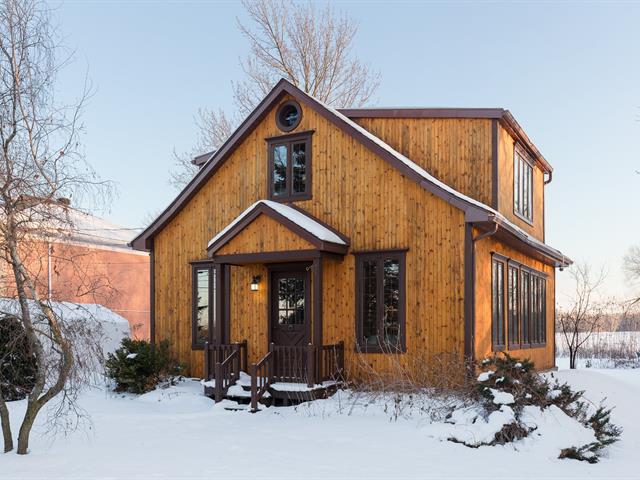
[55,1,640,302]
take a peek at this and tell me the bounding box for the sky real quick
[54,0,640,304]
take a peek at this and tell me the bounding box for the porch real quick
[202,340,345,411]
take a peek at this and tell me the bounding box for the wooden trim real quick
[268,264,312,347]
[191,262,217,350]
[213,249,323,265]
[312,256,323,347]
[223,264,231,344]
[267,131,313,202]
[491,119,499,210]
[354,250,406,354]
[149,245,155,344]
[275,99,303,132]
[490,254,506,351]
[265,129,315,142]
[207,202,349,256]
[464,225,474,359]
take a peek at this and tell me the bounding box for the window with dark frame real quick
[491,257,506,349]
[267,133,312,201]
[514,148,534,223]
[355,250,406,353]
[191,263,217,349]
[493,256,546,350]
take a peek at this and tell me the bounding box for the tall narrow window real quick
[192,264,217,348]
[355,250,406,353]
[267,133,312,201]
[507,265,520,348]
[492,257,506,349]
[514,148,534,222]
[521,270,531,346]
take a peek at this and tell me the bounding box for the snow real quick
[2,366,638,479]
[126,353,138,360]
[477,370,494,382]
[489,388,515,405]
[208,199,346,249]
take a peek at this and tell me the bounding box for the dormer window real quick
[514,147,533,223]
[267,132,312,201]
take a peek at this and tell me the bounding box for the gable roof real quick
[207,200,349,256]
[131,79,570,267]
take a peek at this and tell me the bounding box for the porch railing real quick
[249,341,345,412]
[204,340,248,382]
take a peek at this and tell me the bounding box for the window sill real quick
[513,210,534,226]
[355,344,406,354]
[268,193,312,203]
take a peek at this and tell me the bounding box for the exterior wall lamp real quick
[250,275,261,291]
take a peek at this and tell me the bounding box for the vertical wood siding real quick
[153,94,467,377]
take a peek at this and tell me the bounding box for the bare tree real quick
[170,0,380,189]
[623,244,640,285]
[0,0,111,454]
[558,263,609,369]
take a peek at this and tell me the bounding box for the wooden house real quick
[131,79,571,407]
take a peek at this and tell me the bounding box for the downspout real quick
[544,171,553,185]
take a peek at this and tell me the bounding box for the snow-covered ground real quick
[2,365,638,479]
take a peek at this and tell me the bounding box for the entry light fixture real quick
[251,276,261,291]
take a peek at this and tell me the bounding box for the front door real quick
[270,267,310,380]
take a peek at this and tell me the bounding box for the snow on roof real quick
[208,199,347,248]
[0,298,129,325]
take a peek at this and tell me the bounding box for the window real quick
[191,263,217,348]
[355,250,406,353]
[268,133,312,201]
[275,100,302,132]
[491,257,505,349]
[514,148,533,223]
[492,254,547,351]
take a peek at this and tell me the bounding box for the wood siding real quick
[350,117,494,207]
[474,231,556,369]
[153,93,467,377]
[497,124,545,240]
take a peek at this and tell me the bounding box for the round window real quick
[276,100,302,132]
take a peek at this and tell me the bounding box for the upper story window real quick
[276,100,302,132]
[514,147,533,223]
[267,132,312,201]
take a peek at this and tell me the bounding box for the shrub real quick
[0,315,37,401]
[105,338,183,394]
[476,353,621,462]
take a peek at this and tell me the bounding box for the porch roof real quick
[207,200,349,257]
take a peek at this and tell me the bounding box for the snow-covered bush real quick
[470,354,622,462]
[105,339,183,394]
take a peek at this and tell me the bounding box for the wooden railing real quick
[204,340,248,381]
[249,341,345,412]
[214,349,239,402]
[250,349,273,412]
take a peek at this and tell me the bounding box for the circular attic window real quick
[276,100,302,132]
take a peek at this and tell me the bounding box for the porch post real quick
[312,256,323,347]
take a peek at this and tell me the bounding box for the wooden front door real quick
[270,267,310,380]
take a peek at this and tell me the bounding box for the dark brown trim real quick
[354,250,406,354]
[149,245,155,345]
[312,256,323,347]
[265,129,315,142]
[207,202,349,256]
[513,144,535,226]
[223,264,231,344]
[351,247,409,255]
[267,132,312,202]
[213,249,323,265]
[267,263,311,347]
[130,79,496,251]
[191,262,217,350]
[275,99,302,132]
[491,119,499,210]
[490,254,506,352]
[464,225,474,360]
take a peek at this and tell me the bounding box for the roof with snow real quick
[207,200,349,256]
[131,79,570,267]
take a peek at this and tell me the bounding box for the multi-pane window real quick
[356,251,406,352]
[514,148,533,222]
[268,134,311,201]
[275,275,305,325]
[491,258,505,349]
[492,255,547,351]
[192,264,217,348]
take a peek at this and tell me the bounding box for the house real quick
[131,79,571,405]
[0,203,151,339]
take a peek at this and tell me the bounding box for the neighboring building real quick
[132,79,571,401]
[0,205,150,339]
